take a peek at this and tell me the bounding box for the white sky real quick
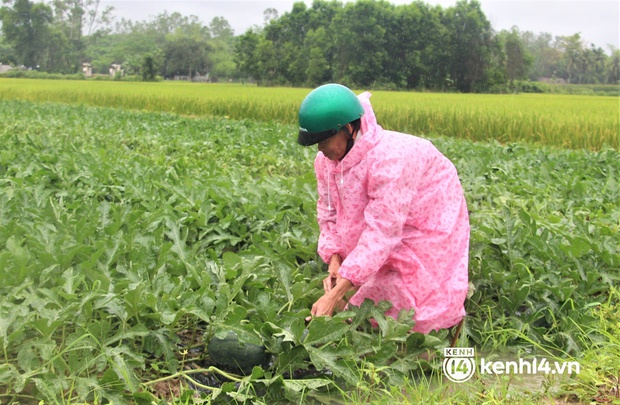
[101,0,620,51]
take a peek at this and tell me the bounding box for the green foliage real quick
[0,0,115,73]
[499,27,534,86]
[234,29,261,83]
[0,69,85,80]
[515,81,620,96]
[444,0,495,92]
[0,99,449,403]
[561,288,620,403]
[163,36,210,78]
[523,32,619,85]
[455,141,619,352]
[0,0,53,68]
[251,1,617,90]
[0,100,308,402]
[142,55,158,82]
[0,99,618,403]
[329,0,389,87]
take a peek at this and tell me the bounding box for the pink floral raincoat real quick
[314,92,470,333]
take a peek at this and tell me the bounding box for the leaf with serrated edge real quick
[303,317,350,346]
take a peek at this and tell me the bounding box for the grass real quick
[0,79,617,150]
[348,287,619,405]
[561,288,620,403]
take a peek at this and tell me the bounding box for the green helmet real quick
[297,83,364,146]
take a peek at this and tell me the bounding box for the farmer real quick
[298,83,470,333]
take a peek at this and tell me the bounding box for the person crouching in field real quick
[298,83,470,333]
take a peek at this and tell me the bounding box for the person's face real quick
[317,125,354,161]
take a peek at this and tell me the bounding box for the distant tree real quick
[44,25,74,73]
[122,53,143,75]
[262,1,309,84]
[163,36,209,78]
[502,27,533,86]
[306,0,342,31]
[87,25,160,74]
[50,0,113,39]
[266,2,308,47]
[378,2,408,88]
[385,1,447,89]
[44,0,115,73]
[142,54,158,81]
[0,0,52,68]
[255,37,278,85]
[605,48,620,84]
[0,32,17,65]
[209,16,234,38]
[304,27,330,86]
[581,44,607,84]
[330,0,388,87]
[521,31,563,81]
[558,33,582,84]
[263,0,341,86]
[263,7,279,25]
[235,29,261,82]
[282,41,306,86]
[83,0,115,36]
[84,11,221,78]
[208,17,236,80]
[305,47,329,86]
[443,0,494,92]
[147,11,209,40]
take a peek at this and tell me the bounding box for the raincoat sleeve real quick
[338,155,420,286]
[314,157,343,263]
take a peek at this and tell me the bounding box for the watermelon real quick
[207,332,270,373]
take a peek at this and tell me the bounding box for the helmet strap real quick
[343,126,355,157]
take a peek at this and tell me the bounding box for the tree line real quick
[1,0,618,92]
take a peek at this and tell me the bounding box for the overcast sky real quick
[100,0,619,51]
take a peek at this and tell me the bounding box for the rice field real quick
[0,79,617,150]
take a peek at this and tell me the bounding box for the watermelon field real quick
[0,81,619,404]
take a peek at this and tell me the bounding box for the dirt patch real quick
[151,378,184,401]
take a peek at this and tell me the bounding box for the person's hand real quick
[310,293,341,318]
[323,273,341,293]
[307,277,353,322]
[323,254,342,293]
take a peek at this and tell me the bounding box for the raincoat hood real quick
[319,92,381,172]
[358,91,378,139]
[318,91,382,210]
